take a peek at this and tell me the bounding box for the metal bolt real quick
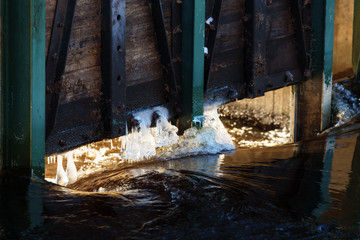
[59,139,67,147]
[52,53,58,61]
[285,71,294,82]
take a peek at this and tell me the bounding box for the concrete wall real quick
[333,0,354,80]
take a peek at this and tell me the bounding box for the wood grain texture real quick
[208,0,245,92]
[266,0,298,75]
[126,0,163,87]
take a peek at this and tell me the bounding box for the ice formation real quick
[47,104,235,185]
[332,83,360,127]
[120,105,234,161]
[65,152,78,184]
[56,155,68,186]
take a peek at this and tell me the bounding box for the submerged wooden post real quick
[297,0,335,139]
[180,0,205,130]
[353,0,360,79]
[1,0,46,176]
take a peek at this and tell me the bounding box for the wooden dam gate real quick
[45,0,309,153]
[2,0,351,176]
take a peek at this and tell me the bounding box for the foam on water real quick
[120,105,234,161]
[332,83,360,127]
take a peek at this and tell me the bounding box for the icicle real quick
[151,109,179,147]
[138,120,156,159]
[65,152,78,184]
[56,155,69,186]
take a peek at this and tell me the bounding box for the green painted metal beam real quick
[353,0,360,79]
[1,0,45,177]
[180,0,205,130]
[311,0,335,131]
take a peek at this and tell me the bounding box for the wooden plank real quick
[290,0,307,72]
[150,0,179,110]
[46,97,103,154]
[126,0,163,87]
[333,0,354,80]
[353,0,360,79]
[171,0,182,91]
[207,0,245,94]
[46,0,77,139]
[126,79,167,111]
[245,0,267,97]
[204,0,223,90]
[46,0,102,103]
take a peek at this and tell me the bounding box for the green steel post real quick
[1,0,45,176]
[312,0,335,131]
[180,0,205,130]
[353,0,360,79]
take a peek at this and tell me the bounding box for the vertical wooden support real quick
[1,0,46,176]
[353,0,360,79]
[171,0,182,94]
[298,0,335,139]
[290,0,307,73]
[204,0,222,90]
[245,0,267,97]
[46,0,77,139]
[180,0,205,130]
[150,0,179,111]
[0,1,2,170]
[290,85,299,143]
[101,0,127,137]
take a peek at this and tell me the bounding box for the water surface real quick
[1,116,360,239]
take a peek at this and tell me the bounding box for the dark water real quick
[1,118,360,239]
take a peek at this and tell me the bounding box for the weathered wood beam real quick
[180,0,205,130]
[204,0,222,91]
[353,0,360,80]
[171,0,182,83]
[245,0,267,97]
[1,0,46,176]
[150,0,179,112]
[297,0,335,139]
[290,0,307,72]
[101,0,127,137]
[46,0,77,139]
